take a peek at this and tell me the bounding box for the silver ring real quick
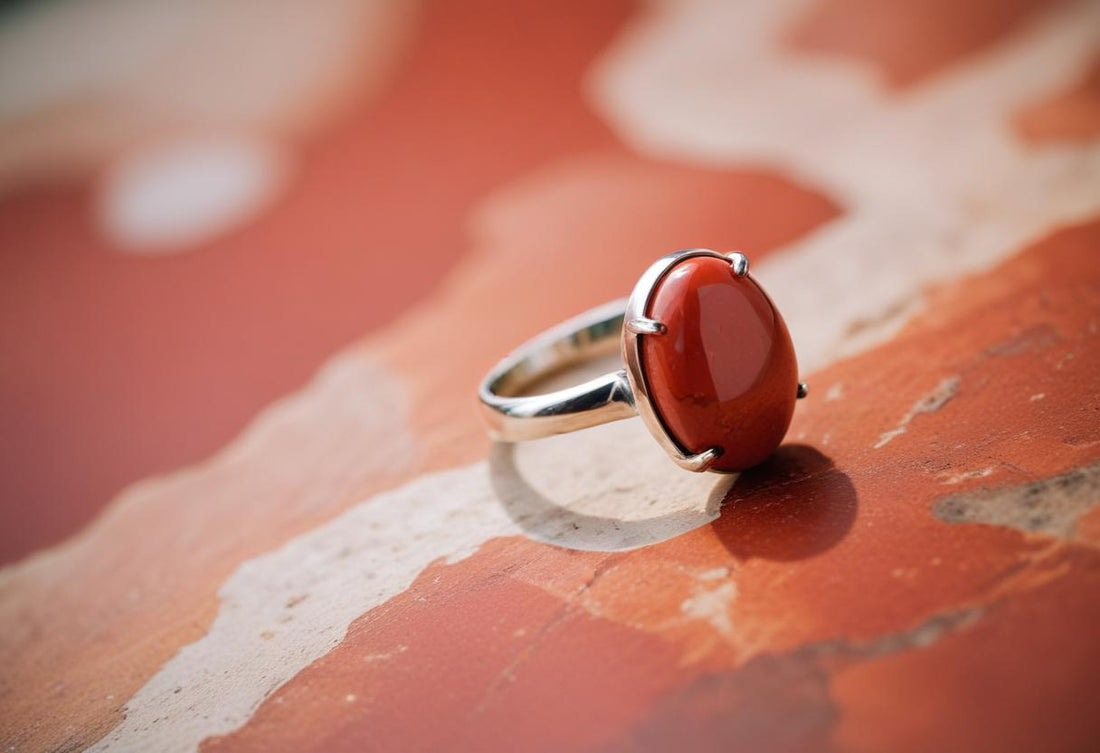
[479,249,808,473]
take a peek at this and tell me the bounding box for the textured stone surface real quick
[1,1,1098,752]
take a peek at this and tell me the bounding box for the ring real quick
[479,249,808,473]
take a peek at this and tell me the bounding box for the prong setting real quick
[797,381,809,399]
[682,447,722,472]
[625,317,667,335]
[727,251,750,277]
[622,249,737,472]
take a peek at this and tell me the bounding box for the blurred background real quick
[1,0,618,563]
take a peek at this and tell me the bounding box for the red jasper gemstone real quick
[641,256,798,471]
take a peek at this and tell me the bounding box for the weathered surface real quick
[1,0,1098,751]
[934,462,1100,539]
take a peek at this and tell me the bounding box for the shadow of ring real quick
[488,441,735,552]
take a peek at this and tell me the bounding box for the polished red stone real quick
[641,256,798,471]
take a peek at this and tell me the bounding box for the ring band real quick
[479,249,807,473]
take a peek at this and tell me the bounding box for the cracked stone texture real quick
[1,0,1099,752]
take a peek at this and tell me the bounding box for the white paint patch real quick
[681,581,738,638]
[364,645,407,663]
[589,0,1100,373]
[97,135,291,253]
[938,467,996,485]
[86,465,515,753]
[874,376,961,449]
[698,567,730,581]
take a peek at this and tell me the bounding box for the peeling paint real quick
[88,418,728,753]
[874,376,960,449]
[938,467,995,485]
[933,462,1100,539]
[681,581,738,638]
[697,567,730,581]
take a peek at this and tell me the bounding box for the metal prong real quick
[683,447,722,472]
[797,382,809,399]
[727,251,749,277]
[625,317,668,335]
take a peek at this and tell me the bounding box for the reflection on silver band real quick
[478,300,636,442]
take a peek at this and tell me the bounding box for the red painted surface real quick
[642,257,798,471]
